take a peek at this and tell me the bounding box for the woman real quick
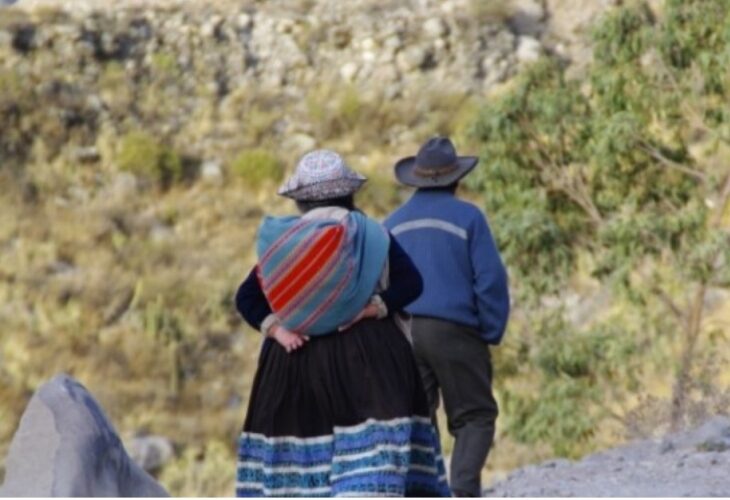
[234,150,450,497]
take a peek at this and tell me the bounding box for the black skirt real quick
[236,318,451,497]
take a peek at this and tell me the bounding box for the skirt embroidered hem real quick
[236,416,449,497]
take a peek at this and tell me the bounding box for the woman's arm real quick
[339,234,424,331]
[235,267,309,352]
[379,235,424,313]
[235,267,272,331]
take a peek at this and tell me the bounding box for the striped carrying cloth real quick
[256,210,389,336]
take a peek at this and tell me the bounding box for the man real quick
[384,137,510,497]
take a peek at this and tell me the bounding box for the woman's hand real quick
[270,324,309,353]
[338,303,380,332]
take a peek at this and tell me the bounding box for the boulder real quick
[200,160,224,185]
[516,36,542,63]
[423,18,448,39]
[396,45,428,72]
[508,0,547,37]
[667,416,730,453]
[127,435,175,473]
[0,374,168,497]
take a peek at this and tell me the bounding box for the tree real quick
[469,0,730,454]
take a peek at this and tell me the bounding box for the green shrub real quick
[230,149,284,189]
[150,51,179,76]
[116,131,182,187]
[336,86,363,132]
[357,172,400,218]
[307,84,364,139]
[469,0,513,25]
[470,0,730,455]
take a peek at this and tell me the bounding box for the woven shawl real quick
[256,211,389,336]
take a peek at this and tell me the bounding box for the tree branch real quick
[639,143,707,183]
[519,118,605,226]
[656,57,726,146]
[651,285,685,322]
[711,173,730,227]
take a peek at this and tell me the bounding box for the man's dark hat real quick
[394,136,479,188]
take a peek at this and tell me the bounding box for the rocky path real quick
[486,417,730,497]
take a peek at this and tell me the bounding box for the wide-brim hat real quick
[278,149,367,201]
[395,136,479,188]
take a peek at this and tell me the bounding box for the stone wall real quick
[1,0,542,98]
[0,1,548,162]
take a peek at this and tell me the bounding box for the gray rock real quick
[508,0,547,37]
[0,374,168,497]
[149,223,174,243]
[72,146,100,163]
[486,416,730,497]
[200,160,224,185]
[671,416,730,452]
[236,13,253,30]
[516,36,542,63]
[383,34,403,54]
[396,45,428,72]
[340,61,359,82]
[201,16,224,39]
[105,173,139,201]
[423,18,448,39]
[127,435,174,472]
[371,64,400,85]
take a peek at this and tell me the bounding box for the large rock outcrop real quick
[486,416,730,497]
[0,374,168,497]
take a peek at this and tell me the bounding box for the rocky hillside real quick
[0,0,547,169]
[487,416,730,496]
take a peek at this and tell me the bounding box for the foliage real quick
[468,0,513,25]
[470,0,730,456]
[116,131,183,188]
[229,149,284,189]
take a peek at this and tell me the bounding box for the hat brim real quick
[394,156,479,188]
[278,177,367,201]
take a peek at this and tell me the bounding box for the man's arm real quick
[470,212,510,344]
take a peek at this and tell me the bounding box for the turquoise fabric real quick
[256,211,389,336]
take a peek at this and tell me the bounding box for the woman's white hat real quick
[278,150,367,201]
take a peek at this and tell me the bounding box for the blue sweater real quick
[384,190,510,344]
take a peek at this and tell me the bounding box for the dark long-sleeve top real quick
[235,234,423,332]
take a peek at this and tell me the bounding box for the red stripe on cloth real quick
[268,226,344,310]
[263,227,322,293]
[266,227,339,302]
[277,244,344,320]
[269,227,344,311]
[295,256,355,332]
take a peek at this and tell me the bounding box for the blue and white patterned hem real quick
[236,416,450,497]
